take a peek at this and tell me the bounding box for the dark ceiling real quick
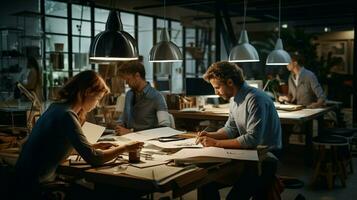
[134,0,356,30]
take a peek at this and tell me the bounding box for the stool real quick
[311,135,348,189]
[352,137,357,156]
[281,177,304,189]
[326,128,356,174]
[325,128,356,138]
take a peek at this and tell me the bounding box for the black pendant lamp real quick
[89,10,138,63]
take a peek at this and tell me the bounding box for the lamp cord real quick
[243,0,246,30]
[164,0,167,28]
[278,0,281,38]
[78,4,84,62]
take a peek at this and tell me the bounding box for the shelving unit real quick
[12,11,43,59]
[0,27,25,99]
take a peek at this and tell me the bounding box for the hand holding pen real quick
[195,126,209,145]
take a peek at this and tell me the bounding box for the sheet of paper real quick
[180,107,202,112]
[171,147,259,161]
[224,149,259,161]
[82,122,106,144]
[204,107,229,114]
[171,147,226,159]
[123,165,196,182]
[122,127,185,141]
[147,138,203,149]
[97,165,184,181]
[278,108,325,119]
[129,160,169,168]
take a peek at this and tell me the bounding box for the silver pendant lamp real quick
[149,0,182,62]
[89,10,138,63]
[266,0,291,65]
[229,0,259,62]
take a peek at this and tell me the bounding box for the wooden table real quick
[171,106,333,122]
[170,105,337,165]
[170,106,335,134]
[58,159,251,199]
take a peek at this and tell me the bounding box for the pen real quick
[75,155,81,161]
[113,155,123,163]
[195,126,209,144]
[152,169,156,181]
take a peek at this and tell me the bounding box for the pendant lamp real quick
[266,0,291,65]
[89,10,138,63]
[229,0,259,62]
[149,0,182,62]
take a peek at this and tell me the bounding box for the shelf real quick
[45,69,81,73]
[20,35,43,40]
[0,27,24,32]
[0,55,25,59]
[0,72,19,74]
[1,56,42,60]
[12,11,41,18]
[45,51,69,54]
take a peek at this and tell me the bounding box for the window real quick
[42,0,183,99]
[185,28,196,77]
[121,12,135,37]
[72,4,91,71]
[170,21,183,93]
[138,15,153,83]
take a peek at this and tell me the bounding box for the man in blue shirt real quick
[196,61,282,200]
[113,61,171,134]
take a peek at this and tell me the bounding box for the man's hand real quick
[195,130,208,144]
[115,125,133,135]
[124,141,144,151]
[306,102,320,109]
[278,95,289,103]
[196,136,219,147]
[92,142,118,150]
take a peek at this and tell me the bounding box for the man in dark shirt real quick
[113,61,171,134]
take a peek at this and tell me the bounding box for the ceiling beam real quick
[133,0,215,10]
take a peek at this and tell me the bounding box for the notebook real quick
[274,103,304,111]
